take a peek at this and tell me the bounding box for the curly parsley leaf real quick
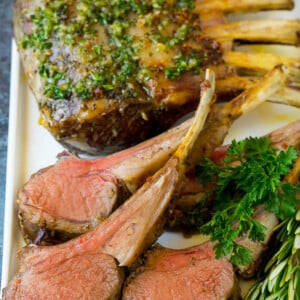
[196,137,299,265]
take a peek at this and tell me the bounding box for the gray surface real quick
[0,0,14,286]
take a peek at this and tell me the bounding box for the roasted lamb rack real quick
[13,0,300,153]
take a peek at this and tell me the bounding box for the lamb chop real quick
[13,0,300,153]
[17,66,292,245]
[122,242,237,300]
[2,69,216,300]
[18,118,192,244]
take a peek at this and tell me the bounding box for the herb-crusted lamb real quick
[13,0,299,153]
[14,0,224,153]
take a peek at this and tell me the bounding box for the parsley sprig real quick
[196,137,299,265]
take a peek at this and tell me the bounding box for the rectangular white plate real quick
[2,3,300,295]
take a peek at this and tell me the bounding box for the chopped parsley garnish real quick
[20,0,211,101]
[165,51,203,80]
[196,137,300,265]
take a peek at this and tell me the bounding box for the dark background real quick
[0,0,14,284]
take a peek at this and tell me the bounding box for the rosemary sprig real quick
[246,209,300,300]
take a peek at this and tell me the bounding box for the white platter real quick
[2,2,300,296]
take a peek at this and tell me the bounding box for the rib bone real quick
[187,65,289,165]
[216,77,300,106]
[223,51,300,80]
[194,0,294,13]
[205,19,300,45]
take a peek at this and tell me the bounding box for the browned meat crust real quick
[13,0,225,154]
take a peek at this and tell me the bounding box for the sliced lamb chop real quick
[18,65,294,245]
[2,70,215,299]
[122,242,237,300]
[18,118,192,244]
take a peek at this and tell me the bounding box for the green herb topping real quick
[20,0,212,101]
[196,137,299,266]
